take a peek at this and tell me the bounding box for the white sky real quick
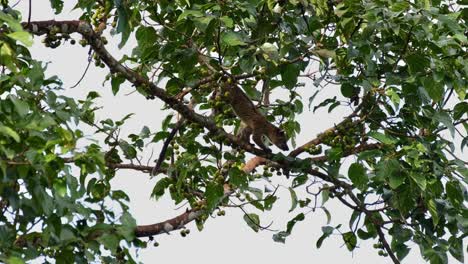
[14,1,462,263]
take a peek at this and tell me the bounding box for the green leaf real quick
[118,140,137,159]
[260,42,279,61]
[229,167,248,188]
[368,131,397,145]
[272,231,288,243]
[409,172,426,191]
[0,11,23,31]
[433,111,455,137]
[326,147,343,160]
[115,3,131,48]
[406,53,429,74]
[341,83,359,98]
[151,177,172,199]
[266,0,276,11]
[220,16,234,28]
[424,247,448,264]
[0,125,20,142]
[390,1,409,12]
[7,31,33,47]
[97,233,120,254]
[393,242,411,261]
[357,228,374,240]
[178,10,203,21]
[117,212,137,241]
[321,188,330,205]
[205,182,224,210]
[358,149,383,160]
[446,181,463,208]
[377,159,404,189]
[286,213,305,233]
[221,32,246,46]
[111,75,126,95]
[264,195,277,211]
[10,96,29,117]
[422,77,444,102]
[321,207,331,224]
[316,226,334,248]
[243,213,260,232]
[313,49,335,59]
[281,63,300,89]
[453,102,468,120]
[288,187,298,212]
[247,187,263,200]
[348,163,368,191]
[292,174,308,187]
[391,184,414,216]
[6,256,26,264]
[193,16,214,32]
[448,236,464,263]
[49,0,64,14]
[342,232,357,251]
[427,199,439,226]
[53,179,67,197]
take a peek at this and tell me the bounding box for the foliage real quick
[0,0,466,263]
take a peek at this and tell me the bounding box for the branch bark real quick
[22,20,269,158]
[3,159,164,174]
[21,21,398,257]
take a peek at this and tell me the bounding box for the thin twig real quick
[70,49,93,88]
[151,120,184,176]
[27,0,32,26]
[375,225,401,264]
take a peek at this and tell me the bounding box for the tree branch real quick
[22,19,352,190]
[22,20,271,159]
[135,209,203,237]
[135,155,267,237]
[308,143,382,162]
[289,114,361,157]
[2,159,163,174]
[151,119,184,176]
[21,20,390,245]
[375,224,401,264]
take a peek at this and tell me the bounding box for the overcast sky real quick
[14,1,461,263]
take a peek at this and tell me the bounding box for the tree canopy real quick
[0,0,467,263]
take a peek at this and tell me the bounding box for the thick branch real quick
[22,20,353,192]
[3,159,163,173]
[135,209,203,237]
[22,20,269,158]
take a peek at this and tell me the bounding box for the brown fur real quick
[222,83,289,152]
